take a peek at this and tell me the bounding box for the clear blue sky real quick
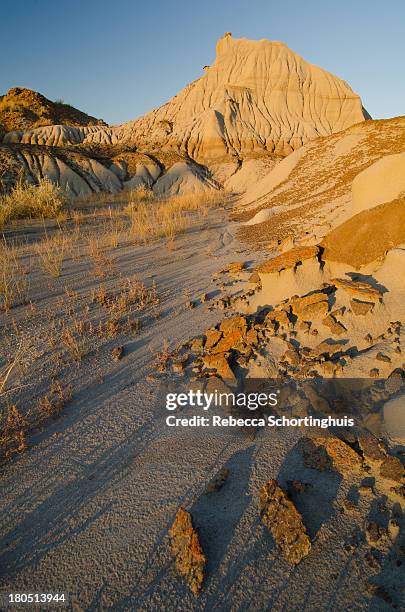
[1,0,404,125]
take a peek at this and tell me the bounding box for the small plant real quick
[0,404,27,460]
[35,232,67,277]
[38,381,72,420]
[153,340,172,373]
[60,325,86,364]
[87,237,114,278]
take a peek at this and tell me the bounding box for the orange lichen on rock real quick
[259,479,311,565]
[169,508,206,595]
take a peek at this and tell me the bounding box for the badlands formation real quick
[1,33,404,609]
[1,33,369,196]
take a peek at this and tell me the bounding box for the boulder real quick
[379,456,404,483]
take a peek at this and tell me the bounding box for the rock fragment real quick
[350,299,374,315]
[301,436,362,475]
[202,352,236,381]
[259,479,311,565]
[169,508,206,595]
[379,455,404,483]
[111,346,124,362]
[204,467,229,494]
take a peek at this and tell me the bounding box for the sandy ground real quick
[0,206,403,611]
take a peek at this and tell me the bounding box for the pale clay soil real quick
[0,205,403,611]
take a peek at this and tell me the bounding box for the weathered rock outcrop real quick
[2,34,368,169]
[118,34,368,162]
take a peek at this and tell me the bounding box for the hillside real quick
[238,115,405,244]
[0,87,106,134]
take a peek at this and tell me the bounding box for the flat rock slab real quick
[259,479,311,565]
[257,246,320,275]
[331,278,383,302]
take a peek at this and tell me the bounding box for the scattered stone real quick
[301,436,362,475]
[204,468,229,494]
[204,329,222,351]
[214,316,247,352]
[322,314,347,336]
[291,291,329,319]
[313,340,346,358]
[259,479,311,565]
[380,455,404,483]
[249,270,261,283]
[370,368,380,378]
[225,262,245,274]
[200,293,208,303]
[365,333,374,344]
[350,299,374,316]
[265,309,290,330]
[185,300,195,310]
[365,521,385,545]
[191,338,205,353]
[202,352,236,381]
[283,349,300,367]
[169,508,206,595]
[111,346,124,362]
[172,361,185,374]
[376,352,391,363]
[357,433,386,464]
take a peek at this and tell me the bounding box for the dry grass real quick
[0,240,30,310]
[71,185,153,208]
[87,236,114,278]
[35,232,68,277]
[0,177,66,226]
[126,192,221,244]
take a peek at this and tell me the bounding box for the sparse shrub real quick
[87,237,114,278]
[38,381,72,419]
[35,232,67,277]
[60,325,87,364]
[0,177,66,226]
[153,340,173,373]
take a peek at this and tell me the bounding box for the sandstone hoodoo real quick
[119,33,369,162]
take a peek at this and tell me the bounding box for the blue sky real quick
[1,0,404,125]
